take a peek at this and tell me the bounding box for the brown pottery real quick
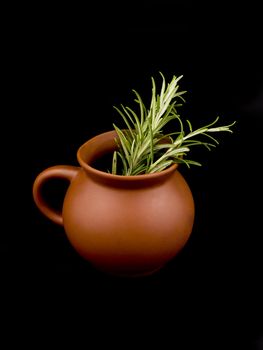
[33,130,195,277]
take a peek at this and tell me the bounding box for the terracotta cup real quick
[33,130,195,277]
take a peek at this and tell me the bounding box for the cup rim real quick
[77,130,178,182]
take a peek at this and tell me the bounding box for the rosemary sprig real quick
[111,72,236,175]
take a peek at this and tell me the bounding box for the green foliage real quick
[111,72,236,175]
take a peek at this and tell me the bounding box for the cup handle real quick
[32,165,79,226]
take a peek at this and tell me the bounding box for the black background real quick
[3,1,263,348]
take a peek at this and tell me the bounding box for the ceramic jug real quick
[33,130,195,277]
